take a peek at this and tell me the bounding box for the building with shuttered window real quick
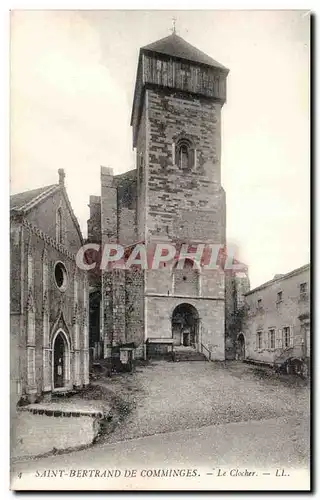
[239,264,310,367]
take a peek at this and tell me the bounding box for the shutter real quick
[289,327,294,347]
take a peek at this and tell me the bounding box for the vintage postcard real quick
[9,9,310,491]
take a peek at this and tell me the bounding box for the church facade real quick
[10,170,89,406]
[87,33,249,368]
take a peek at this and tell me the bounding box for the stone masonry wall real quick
[125,269,145,347]
[14,224,88,400]
[112,269,126,345]
[115,170,137,246]
[10,220,21,314]
[87,196,101,243]
[136,99,147,242]
[145,88,225,243]
[25,189,82,256]
[145,266,225,358]
[101,168,117,244]
[145,296,225,360]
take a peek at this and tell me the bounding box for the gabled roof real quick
[244,263,310,296]
[10,173,84,245]
[10,184,57,210]
[142,33,228,71]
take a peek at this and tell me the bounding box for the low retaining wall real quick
[11,403,110,461]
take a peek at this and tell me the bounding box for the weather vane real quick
[170,17,177,34]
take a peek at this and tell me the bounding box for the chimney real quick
[58,168,65,186]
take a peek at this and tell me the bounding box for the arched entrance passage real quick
[52,330,70,389]
[171,303,199,348]
[237,333,245,361]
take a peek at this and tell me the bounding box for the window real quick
[283,326,292,348]
[257,299,262,309]
[175,138,194,171]
[54,262,68,291]
[56,207,63,244]
[268,329,275,349]
[277,291,283,303]
[300,282,308,298]
[256,331,263,350]
[180,145,189,170]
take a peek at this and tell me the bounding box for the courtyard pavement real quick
[98,360,309,444]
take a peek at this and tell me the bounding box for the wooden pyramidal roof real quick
[141,32,228,71]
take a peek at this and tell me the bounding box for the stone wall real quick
[10,220,22,314]
[144,88,225,243]
[224,273,236,359]
[102,268,145,350]
[145,296,225,360]
[145,266,225,359]
[115,170,137,246]
[24,189,82,256]
[11,221,89,403]
[125,269,145,347]
[146,265,225,299]
[87,195,101,243]
[101,167,117,244]
[112,269,126,345]
[136,99,147,242]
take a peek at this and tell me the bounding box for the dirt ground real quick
[87,360,309,444]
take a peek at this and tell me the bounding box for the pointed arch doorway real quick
[172,303,200,348]
[52,329,70,389]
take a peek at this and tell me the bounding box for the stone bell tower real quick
[131,31,229,245]
[130,31,230,360]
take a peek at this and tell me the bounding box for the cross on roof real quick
[170,17,177,34]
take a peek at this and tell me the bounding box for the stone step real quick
[174,351,207,362]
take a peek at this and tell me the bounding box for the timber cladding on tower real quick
[87,32,249,366]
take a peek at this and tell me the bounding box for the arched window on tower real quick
[175,138,195,171]
[180,144,189,170]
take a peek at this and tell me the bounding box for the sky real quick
[10,9,310,288]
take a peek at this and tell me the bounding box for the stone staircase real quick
[173,346,207,362]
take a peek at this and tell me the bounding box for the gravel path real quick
[97,360,309,444]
